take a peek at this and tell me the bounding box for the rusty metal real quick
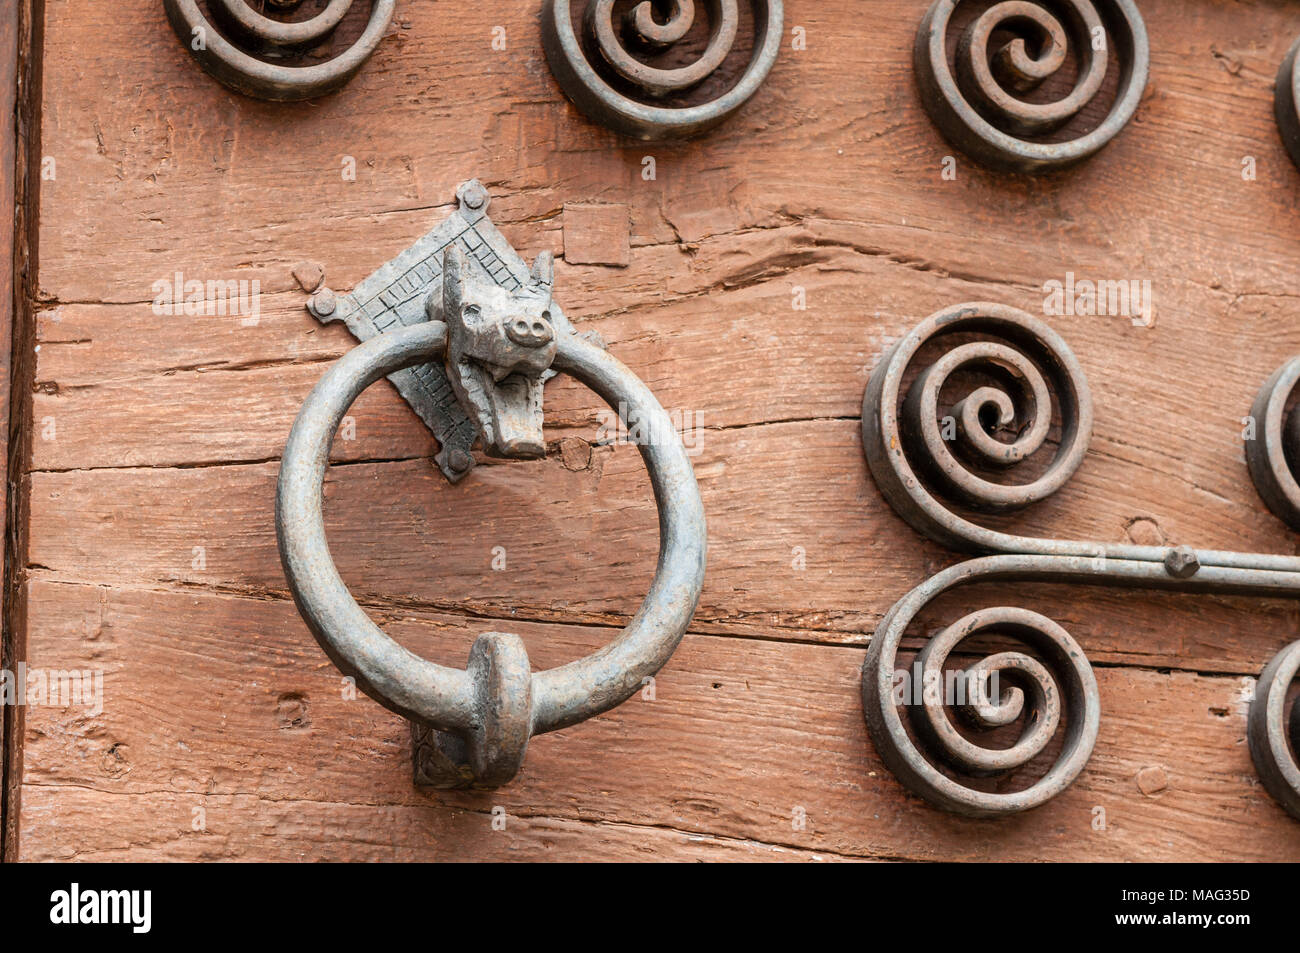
[1277,37,1300,170]
[913,0,1149,173]
[542,0,783,140]
[163,0,394,101]
[277,182,707,789]
[861,303,1300,817]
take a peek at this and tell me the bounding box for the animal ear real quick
[530,251,554,291]
[442,245,467,318]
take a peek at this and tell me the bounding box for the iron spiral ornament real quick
[1245,356,1300,532]
[164,0,395,101]
[863,571,1101,817]
[861,304,1102,816]
[1277,36,1300,170]
[863,302,1094,553]
[541,0,784,139]
[1248,641,1300,821]
[1244,357,1300,820]
[862,304,1300,818]
[913,0,1149,172]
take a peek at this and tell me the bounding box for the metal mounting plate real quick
[307,179,578,481]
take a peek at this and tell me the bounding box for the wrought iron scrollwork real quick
[1249,641,1300,820]
[913,0,1149,172]
[541,0,784,139]
[861,303,1300,818]
[164,0,395,101]
[1244,359,1300,820]
[1277,37,1300,171]
[1245,356,1300,530]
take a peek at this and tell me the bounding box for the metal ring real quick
[914,0,1149,172]
[1278,37,1300,170]
[1248,641,1300,820]
[276,321,707,787]
[164,0,395,101]
[541,0,784,139]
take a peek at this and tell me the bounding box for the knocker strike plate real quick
[306,179,581,482]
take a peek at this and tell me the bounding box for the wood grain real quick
[15,580,1300,861]
[11,0,1300,859]
[23,429,1300,675]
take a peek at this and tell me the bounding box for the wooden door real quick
[2,0,1300,861]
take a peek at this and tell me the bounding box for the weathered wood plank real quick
[24,420,1300,675]
[16,580,1300,861]
[30,1,1300,307]
[16,788,846,862]
[31,240,1300,486]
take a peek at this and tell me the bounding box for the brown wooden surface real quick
[8,0,1300,860]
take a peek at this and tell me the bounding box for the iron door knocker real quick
[276,180,707,788]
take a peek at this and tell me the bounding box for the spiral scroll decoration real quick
[1249,641,1300,820]
[541,0,783,139]
[860,305,1300,817]
[1245,356,1300,533]
[862,302,1095,555]
[862,568,1100,817]
[164,0,395,101]
[860,304,1102,815]
[1244,358,1300,819]
[914,0,1149,172]
[1277,37,1300,171]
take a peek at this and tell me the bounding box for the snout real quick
[506,317,554,348]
